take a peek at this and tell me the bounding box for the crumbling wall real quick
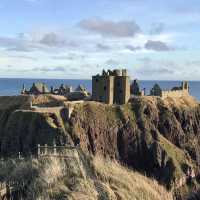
[161,89,189,99]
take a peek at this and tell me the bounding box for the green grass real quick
[158,134,192,179]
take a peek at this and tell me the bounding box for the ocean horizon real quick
[1,78,200,100]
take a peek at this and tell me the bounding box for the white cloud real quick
[0,16,185,79]
[79,18,141,37]
[145,40,172,51]
[0,31,79,53]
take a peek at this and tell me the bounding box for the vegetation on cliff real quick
[0,153,172,200]
[69,97,199,189]
[0,95,200,199]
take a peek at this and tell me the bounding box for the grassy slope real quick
[0,153,173,200]
[158,134,192,179]
[93,156,173,200]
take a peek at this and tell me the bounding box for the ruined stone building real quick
[21,82,90,101]
[131,79,146,96]
[150,81,189,99]
[92,69,130,104]
[150,83,162,96]
[67,85,90,101]
[21,82,49,95]
[51,84,72,95]
[75,85,88,93]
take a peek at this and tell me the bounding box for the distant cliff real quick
[0,95,200,199]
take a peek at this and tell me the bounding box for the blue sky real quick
[0,0,200,80]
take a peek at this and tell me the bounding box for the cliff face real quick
[0,95,200,198]
[69,96,200,189]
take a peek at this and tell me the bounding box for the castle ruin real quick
[21,82,49,95]
[131,79,146,96]
[150,81,189,99]
[92,69,130,104]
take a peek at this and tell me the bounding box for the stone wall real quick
[92,76,114,104]
[114,76,130,104]
[161,89,189,99]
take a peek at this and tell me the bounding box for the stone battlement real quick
[97,69,128,77]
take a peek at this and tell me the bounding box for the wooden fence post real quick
[45,144,48,155]
[54,143,57,155]
[38,144,40,156]
[65,144,68,155]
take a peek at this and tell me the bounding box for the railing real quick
[37,144,77,157]
[0,144,78,198]
[0,143,78,161]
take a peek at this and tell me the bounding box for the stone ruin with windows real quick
[92,69,130,105]
[21,82,90,101]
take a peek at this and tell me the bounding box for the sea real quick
[0,78,200,100]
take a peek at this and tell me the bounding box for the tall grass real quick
[93,156,173,200]
[0,153,173,200]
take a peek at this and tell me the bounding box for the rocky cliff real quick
[69,96,200,191]
[0,95,200,199]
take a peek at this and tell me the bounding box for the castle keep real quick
[92,69,130,104]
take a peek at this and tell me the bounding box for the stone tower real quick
[92,69,130,105]
[150,83,162,96]
[182,81,189,91]
[131,79,140,95]
[92,71,114,104]
[21,83,26,94]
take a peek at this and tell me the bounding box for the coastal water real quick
[0,78,200,100]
